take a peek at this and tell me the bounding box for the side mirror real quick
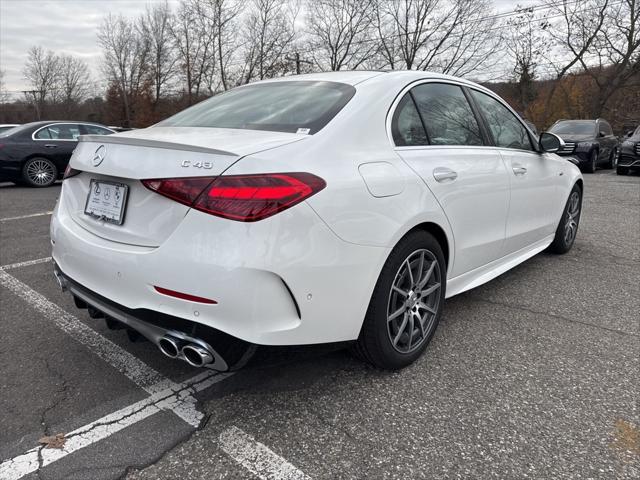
[599,131,606,137]
[539,132,564,153]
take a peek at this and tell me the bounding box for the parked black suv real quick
[548,119,619,173]
[618,125,640,175]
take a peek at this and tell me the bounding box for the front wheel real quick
[22,157,58,187]
[606,149,618,169]
[548,185,582,254]
[354,231,446,369]
[583,150,597,174]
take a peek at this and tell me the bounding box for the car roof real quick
[254,70,487,89]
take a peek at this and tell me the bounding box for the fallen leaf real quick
[38,433,66,449]
[611,419,640,456]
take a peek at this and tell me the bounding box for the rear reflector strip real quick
[154,286,218,304]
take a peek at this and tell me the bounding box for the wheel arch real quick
[399,221,451,273]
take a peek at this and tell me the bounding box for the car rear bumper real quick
[51,184,389,346]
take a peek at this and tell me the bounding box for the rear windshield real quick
[549,121,595,136]
[158,81,356,134]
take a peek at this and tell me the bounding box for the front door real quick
[468,89,561,254]
[391,82,510,277]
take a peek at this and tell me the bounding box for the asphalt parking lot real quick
[0,170,638,480]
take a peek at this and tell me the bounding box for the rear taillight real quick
[63,165,81,179]
[142,173,326,222]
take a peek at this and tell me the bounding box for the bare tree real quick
[171,0,216,103]
[55,55,92,115]
[23,46,60,117]
[582,0,639,116]
[0,70,9,103]
[196,0,243,91]
[541,0,610,122]
[374,0,499,76]
[506,7,546,111]
[139,1,178,105]
[98,14,150,126]
[374,0,440,70]
[306,0,377,71]
[239,0,299,84]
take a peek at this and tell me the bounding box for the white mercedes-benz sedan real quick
[51,71,582,370]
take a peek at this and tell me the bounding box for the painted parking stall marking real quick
[0,258,311,479]
[1,256,52,271]
[0,372,233,480]
[220,426,312,480]
[0,211,52,222]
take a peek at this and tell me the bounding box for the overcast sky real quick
[1,0,533,96]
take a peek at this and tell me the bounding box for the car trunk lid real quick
[62,127,306,247]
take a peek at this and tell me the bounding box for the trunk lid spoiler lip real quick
[79,134,237,156]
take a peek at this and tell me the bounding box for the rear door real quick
[33,123,81,168]
[392,81,510,278]
[468,88,561,254]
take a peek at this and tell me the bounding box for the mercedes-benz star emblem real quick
[92,145,106,167]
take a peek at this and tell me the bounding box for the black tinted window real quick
[471,90,533,151]
[83,125,113,135]
[549,121,595,136]
[36,124,81,140]
[391,94,428,146]
[599,122,612,136]
[411,83,483,146]
[159,81,355,134]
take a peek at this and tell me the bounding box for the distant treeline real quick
[0,0,637,132]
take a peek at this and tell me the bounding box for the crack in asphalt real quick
[467,296,639,338]
[35,357,72,480]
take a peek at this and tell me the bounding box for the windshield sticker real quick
[296,128,310,135]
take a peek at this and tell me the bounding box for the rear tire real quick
[22,157,57,187]
[548,184,582,254]
[354,231,446,370]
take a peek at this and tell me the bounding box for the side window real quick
[391,94,428,146]
[34,127,52,139]
[60,124,81,140]
[36,124,81,140]
[600,122,613,136]
[411,83,483,146]
[470,90,533,151]
[83,125,113,135]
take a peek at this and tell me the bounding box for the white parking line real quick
[0,372,233,480]
[0,211,52,222]
[0,268,167,390]
[1,257,52,270]
[0,259,307,480]
[220,426,311,480]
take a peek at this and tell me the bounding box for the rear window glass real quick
[159,81,356,134]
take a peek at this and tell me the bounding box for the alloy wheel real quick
[26,159,56,186]
[564,191,581,245]
[387,249,441,354]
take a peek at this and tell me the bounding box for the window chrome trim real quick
[387,77,539,152]
[31,123,115,141]
[464,87,538,152]
[386,78,492,150]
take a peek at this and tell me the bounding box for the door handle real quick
[512,165,527,175]
[44,144,58,148]
[433,167,458,183]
